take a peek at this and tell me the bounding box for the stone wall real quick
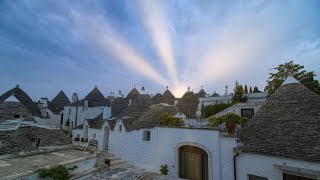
[0,126,72,155]
[0,102,34,123]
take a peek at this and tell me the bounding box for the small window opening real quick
[248,174,268,180]
[143,130,151,141]
[14,114,20,119]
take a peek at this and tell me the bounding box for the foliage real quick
[265,61,320,95]
[160,164,169,175]
[160,113,184,126]
[202,102,235,118]
[74,137,80,141]
[232,81,248,103]
[37,165,77,180]
[253,86,261,93]
[244,85,248,94]
[105,158,111,166]
[65,118,70,126]
[208,113,248,126]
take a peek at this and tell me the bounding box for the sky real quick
[0,0,320,100]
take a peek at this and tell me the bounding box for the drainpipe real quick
[233,152,239,180]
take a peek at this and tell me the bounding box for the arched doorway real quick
[179,145,209,180]
[102,126,109,152]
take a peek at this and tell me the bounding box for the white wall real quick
[64,106,111,129]
[236,153,320,180]
[213,102,262,118]
[108,126,238,180]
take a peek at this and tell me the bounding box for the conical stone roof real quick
[163,89,175,105]
[111,97,129,117]
[0,86,41,117]
[72,87,109,107]
[126,87,140,100]
[48,90,71,114]
[176,91,199,118]
[118,94,151,119]
[196,88,206,98]
[151,93,166,105]
[239,77,320,162]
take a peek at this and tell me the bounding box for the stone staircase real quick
[87,153,144,180]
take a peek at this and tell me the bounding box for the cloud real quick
[69,8,168,86]
[137,0,177,83]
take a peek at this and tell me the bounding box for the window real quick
[93,133,96,138]
[241,109,254,119]
[283,173,316,180]
[119,125,122,132]
[143,130,151,141]
[31,138,41,148]
[14,114,20,119]
[248,174,268,180]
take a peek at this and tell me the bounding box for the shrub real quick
[202,102,235,118]
[208,113,248,126]
[160,164,169,175]
[37,165,77,180]
[74,137,80,141]
[65,118,70,126]
[81,138,84,142]
[105,158,111,166]
[160,113,184,126]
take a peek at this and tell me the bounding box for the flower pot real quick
[226,122,236,134]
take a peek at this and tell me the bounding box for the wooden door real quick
[179,145,208,180]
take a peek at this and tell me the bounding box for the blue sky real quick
[0,0,320,100]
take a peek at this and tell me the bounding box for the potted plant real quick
[81,138,84,142]
[74,137,80,141]
[160,164,168,175]
[208,113,247,134]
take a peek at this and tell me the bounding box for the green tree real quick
[202,102,235,118]
[265,61,320,95]
[244,85,248,94]
[232,81,247,103]
[249,86,252,93]
[208,113,248,126]
[253,86,261,93]
[160,113,183,126]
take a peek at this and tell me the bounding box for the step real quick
[70,167,99,180]
[107,156,121,161]
[74,146,86,151]
[110,160,127,166]
[110,163,134,170]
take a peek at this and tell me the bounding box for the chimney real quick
[72,93,78,103]
[225,85,228,104]
[40,98,48,108]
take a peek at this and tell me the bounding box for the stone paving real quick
[0,149,93,179]
[90,167,184,180]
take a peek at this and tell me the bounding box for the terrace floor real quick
[0,149,93,179]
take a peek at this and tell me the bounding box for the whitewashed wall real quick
[63,106,111,129]
[236,153,320,180]
[108,126,238,180]
[213,102,262,118]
